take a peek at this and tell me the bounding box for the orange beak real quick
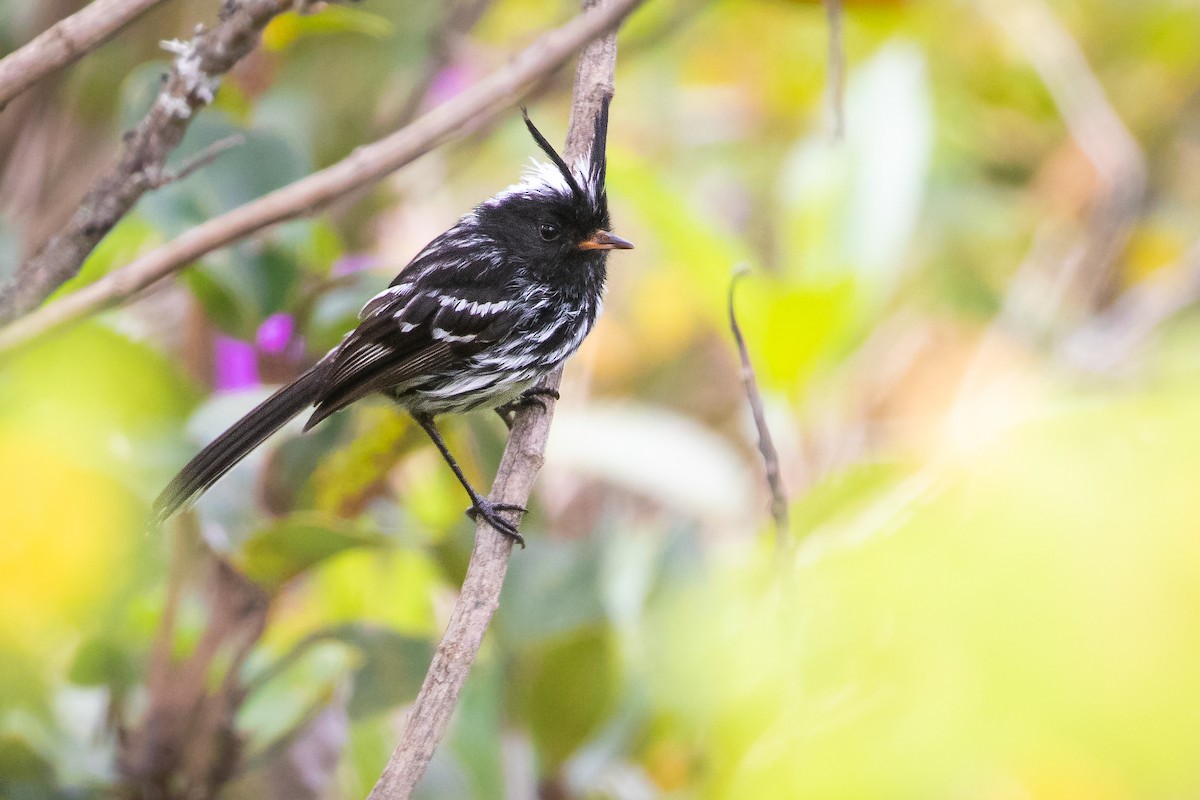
[578,230,635,251]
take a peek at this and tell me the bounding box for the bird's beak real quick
[578,230,635,251]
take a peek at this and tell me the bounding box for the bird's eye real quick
[539,223,560,242]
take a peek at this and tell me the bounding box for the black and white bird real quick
[153,101,632,544]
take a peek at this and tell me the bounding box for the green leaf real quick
[512,627,618,770]
[544,404,754,521]
[342,624,433,719]
[497,536,608,649]
[0,734,54,783]
[263,7,396,51]
[236,513,388,592]
[777,40,933,308]
[66,638,137,691]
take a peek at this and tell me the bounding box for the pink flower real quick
[256,313,295,354]
[214,336,259,390]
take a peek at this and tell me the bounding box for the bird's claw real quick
[517,386,560,413]
[467,499,527,547]
[495,388,561,429]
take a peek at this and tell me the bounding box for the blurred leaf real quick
[513,627,618,770]
[0,734,54,786]
[788,459,906,542]
[341,624,433,719]
[439,661,505,800]
[240,639,352,754]
[545,404,754,522]
[236,513,388,593]
[269,546,443,641]
[498,536,607,650]
[307,407,409,515]
[263,7,396,51]
[734,274,858,391]
[778,40,933,305]
[230,691,349,800]
[307,272,390,353]
[185,245,303,338]
[66,638,137,692]
[609,156,751,350]
[644,378,1200,798]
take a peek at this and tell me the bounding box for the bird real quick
[152,100,632,545]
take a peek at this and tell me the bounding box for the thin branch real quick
[364,2,626,797]
[823,0,845,140]
[729,268,789,549]
[0,0,644,354]
[146,133,245,188]
[0,0,294,327]
[0,0,172,111]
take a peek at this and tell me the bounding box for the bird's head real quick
[474,101,633,279]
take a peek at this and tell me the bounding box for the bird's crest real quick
[518,98,611,211]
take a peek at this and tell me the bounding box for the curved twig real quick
[363,2,626,797]
[729,268,789,548]
[0,0,643,355]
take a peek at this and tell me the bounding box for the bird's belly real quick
[400,368,540,416]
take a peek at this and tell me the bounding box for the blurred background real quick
[3,0,1200,797]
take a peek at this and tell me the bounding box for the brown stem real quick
[363,2,627,797]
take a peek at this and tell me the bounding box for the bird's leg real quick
[412,413,527,547]
[494,387,561,430]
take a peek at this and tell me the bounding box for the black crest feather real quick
[589,93,611,194]
[521,101,612,202]
[521,107,584,201]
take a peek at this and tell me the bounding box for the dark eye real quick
[539,223,560,242]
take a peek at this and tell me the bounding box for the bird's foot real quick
[495,387,562,429]
[466,498,528,547]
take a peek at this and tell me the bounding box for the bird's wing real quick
[306,282,523,428]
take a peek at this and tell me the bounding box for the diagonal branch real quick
[0,0,173,111]
[363,2,626,798]
[0,0,643,355]
[729,268,789,548]
[0,0,294,327]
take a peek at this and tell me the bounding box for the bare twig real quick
[0,0,294,326]
[0,0,643,354]
[146,133,245,188]
[823,0,845,140]
[363,3,627,798]
[0,0,172,111]
[729,268,789,548]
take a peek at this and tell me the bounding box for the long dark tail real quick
[152,365,326,525]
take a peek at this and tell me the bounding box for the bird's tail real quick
[151,365,326,526]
